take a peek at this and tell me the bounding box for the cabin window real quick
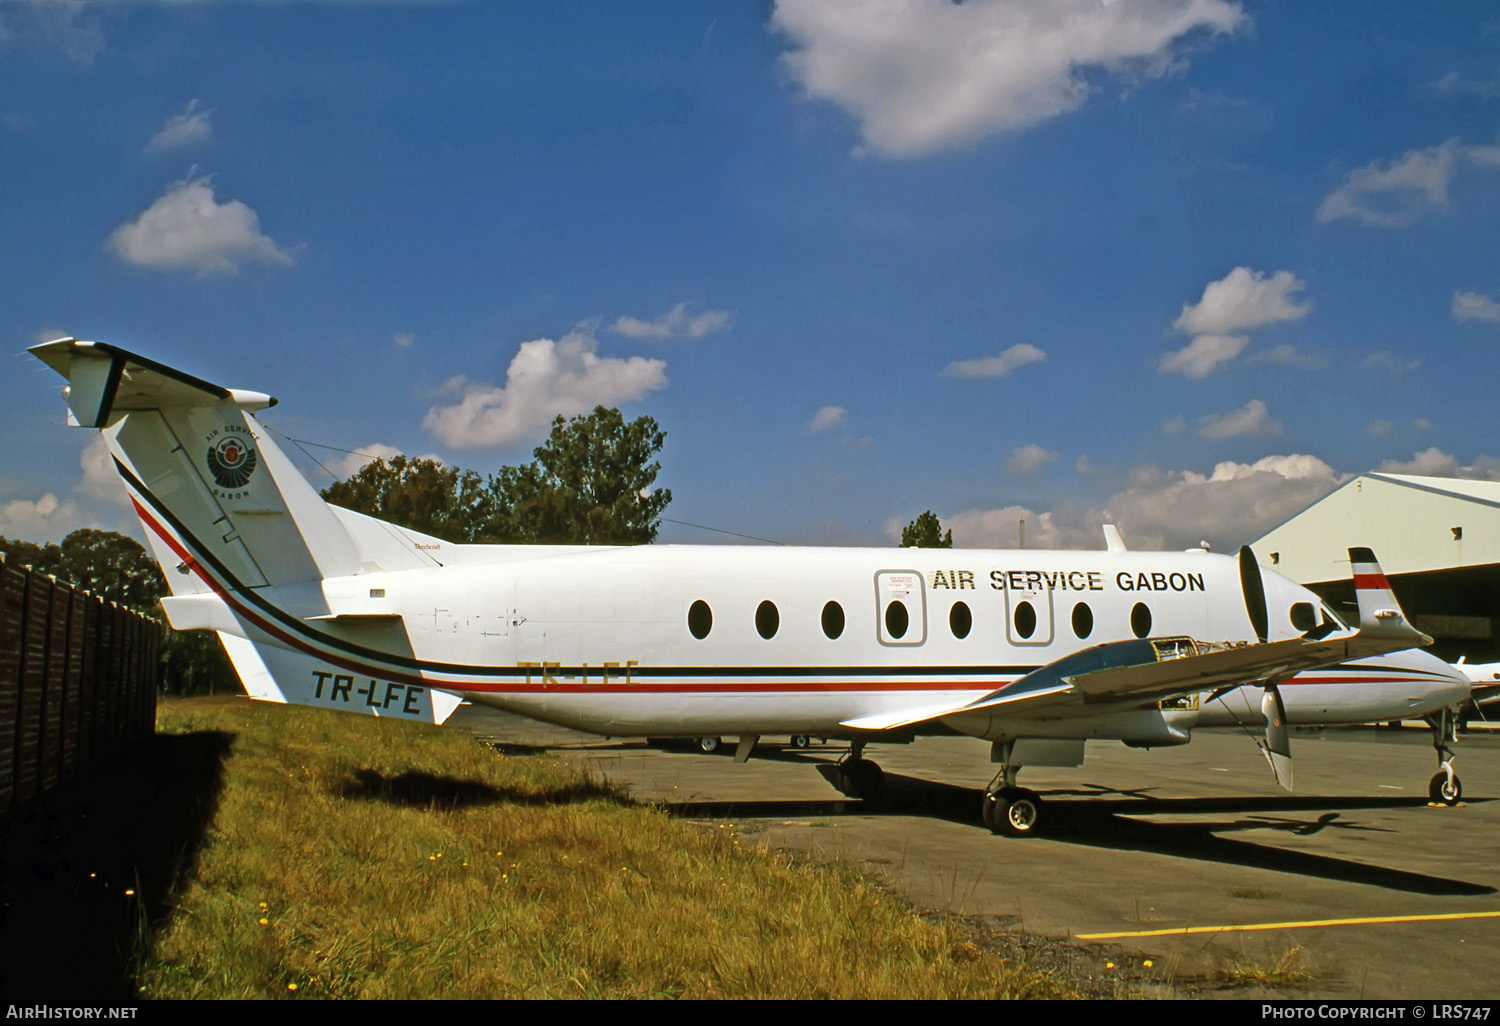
[1071,602,1093,639]
[949,601,972,640]
[1290,602,1317,633]
[1013,601,1037,640]
[756,600,780,640]
[688,600,712,640]
[1130,602,1152,639]
[885,600,909,640]
[822,600,845,639]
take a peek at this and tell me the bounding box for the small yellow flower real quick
[287,983,298,992]
[124,889,135,897]
[1143,960,1154,968]
[259,918,269,926]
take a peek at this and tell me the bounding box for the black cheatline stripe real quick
[92,354,127,428]
[93,341,233,401]
[121,457,1041,683]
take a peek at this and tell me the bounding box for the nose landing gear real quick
[1425,707,1463,806]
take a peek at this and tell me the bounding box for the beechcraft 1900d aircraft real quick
[31,339,1473,836]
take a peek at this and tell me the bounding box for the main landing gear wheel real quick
[984,788,1042,837]
[1430,771,1463,805]
[836,758,885,801]
[697,736,721,753]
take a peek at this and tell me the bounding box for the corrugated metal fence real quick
[0,556,160,815]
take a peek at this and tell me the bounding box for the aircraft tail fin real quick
[29,338,407,596]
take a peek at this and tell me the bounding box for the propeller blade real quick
[1239,544,1269,644]
[1259,683,1293,791]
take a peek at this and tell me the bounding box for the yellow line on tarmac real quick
[1077,910,1500,940]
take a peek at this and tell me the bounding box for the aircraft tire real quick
[790,735,811,749]
[697,736,721,754]
[1429,771,1462,805]
[981,794,1000,833]
[995,789,1042,838]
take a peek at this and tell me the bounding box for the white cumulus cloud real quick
[107,172,293,275]
[1453,290,1500,324]
[0,492,91,543]
[1198,398,1280,439]
[145,99,213,153]
[941,342,1046,379]
[1007,443,1057,475]
[421,325,668,449]
[1161,267,1310,379]
[772,0,1245,158]
[1158,333,1248,380]
[77,435,128,506]
[1173,267,1312,336]
[1317,137,1500,228]
[611,302,731,340]
[899,454,1346,552]
[331,443,407,480]
[807,405,847,433]
[1372,447,1500,481]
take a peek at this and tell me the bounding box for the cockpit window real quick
[1290,602,1317,633]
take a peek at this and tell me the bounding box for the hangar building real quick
[1251,472,1500,663]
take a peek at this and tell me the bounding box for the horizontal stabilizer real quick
[30,338,274,427]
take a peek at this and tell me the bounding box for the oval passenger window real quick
[1013,601,1036,639]
[1130,602,1152,639]
[688,600,712,640]
[756,600,780,640]
[949,601,972,640]
[1071,602,1093,639]
[885,600,909,639]
[822,601,845,639]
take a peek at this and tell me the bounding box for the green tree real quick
[1,529,166,612]
[322,454,494,543]
[901,510,953,548]
[485,407,671,544]
[322,407,671,545]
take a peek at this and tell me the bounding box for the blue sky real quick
[2,0,1498,552]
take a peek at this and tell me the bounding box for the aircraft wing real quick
[840,634,1348,732]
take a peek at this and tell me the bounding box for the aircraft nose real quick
[1431,654,1474,707]
[1391,648,1472,711]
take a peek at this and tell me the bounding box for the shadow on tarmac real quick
[659,766,1497,898]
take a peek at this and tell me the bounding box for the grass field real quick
[129,696,1081,999]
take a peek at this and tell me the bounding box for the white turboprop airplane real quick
[31,339,1473,835]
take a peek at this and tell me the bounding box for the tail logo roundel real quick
[207,437,258,489]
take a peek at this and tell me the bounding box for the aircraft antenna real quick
[659,517,784,545]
